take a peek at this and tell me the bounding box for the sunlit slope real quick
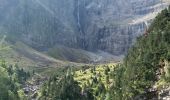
[73,63,117,99]
[74,63,116,87]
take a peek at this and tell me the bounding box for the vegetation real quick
[74,64,115,99]
[39,68,87,100]
[47,45,91,63]
[39,64,116,100]
[108,6,170,99]
[0,60,30,100]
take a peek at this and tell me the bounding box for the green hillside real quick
[109,6,170,99]
[47,45,92,63]
[0,36,84,74]
[39,64,116,100]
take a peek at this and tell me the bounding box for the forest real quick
[0,60,30,100]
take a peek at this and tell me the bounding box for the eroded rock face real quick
[74,0,169,55]
[0,0,169,55]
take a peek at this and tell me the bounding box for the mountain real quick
[0,0,169,63]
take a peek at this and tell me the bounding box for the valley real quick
[0,0,170,100]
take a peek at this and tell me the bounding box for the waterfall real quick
[0,35,10,51]
[77,0,83,35]
[0,35,6,46]
[144,21,149,29]
[77,0,86,48]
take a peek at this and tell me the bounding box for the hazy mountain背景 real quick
[0,0,169,62]
[0,0,170,100]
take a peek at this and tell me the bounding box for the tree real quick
[40,68,89,100]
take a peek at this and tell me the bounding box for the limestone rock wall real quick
[0,0,169,55]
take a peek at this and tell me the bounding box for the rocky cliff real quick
[76,0,170,55]
[0,0,169,58]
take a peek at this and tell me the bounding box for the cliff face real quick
[0,0,169,56]
[0,0,79,49]
[76,0,169,55]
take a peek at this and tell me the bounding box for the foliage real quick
[109,6,170,99]
[0,60,30,100]
[39,64,116,100]
[40,68,88,100]
[74,64,115,100]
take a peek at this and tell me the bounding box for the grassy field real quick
[46,45,92,63]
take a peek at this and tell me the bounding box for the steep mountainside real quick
[0,0,169,62]
[108,7,170,99]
